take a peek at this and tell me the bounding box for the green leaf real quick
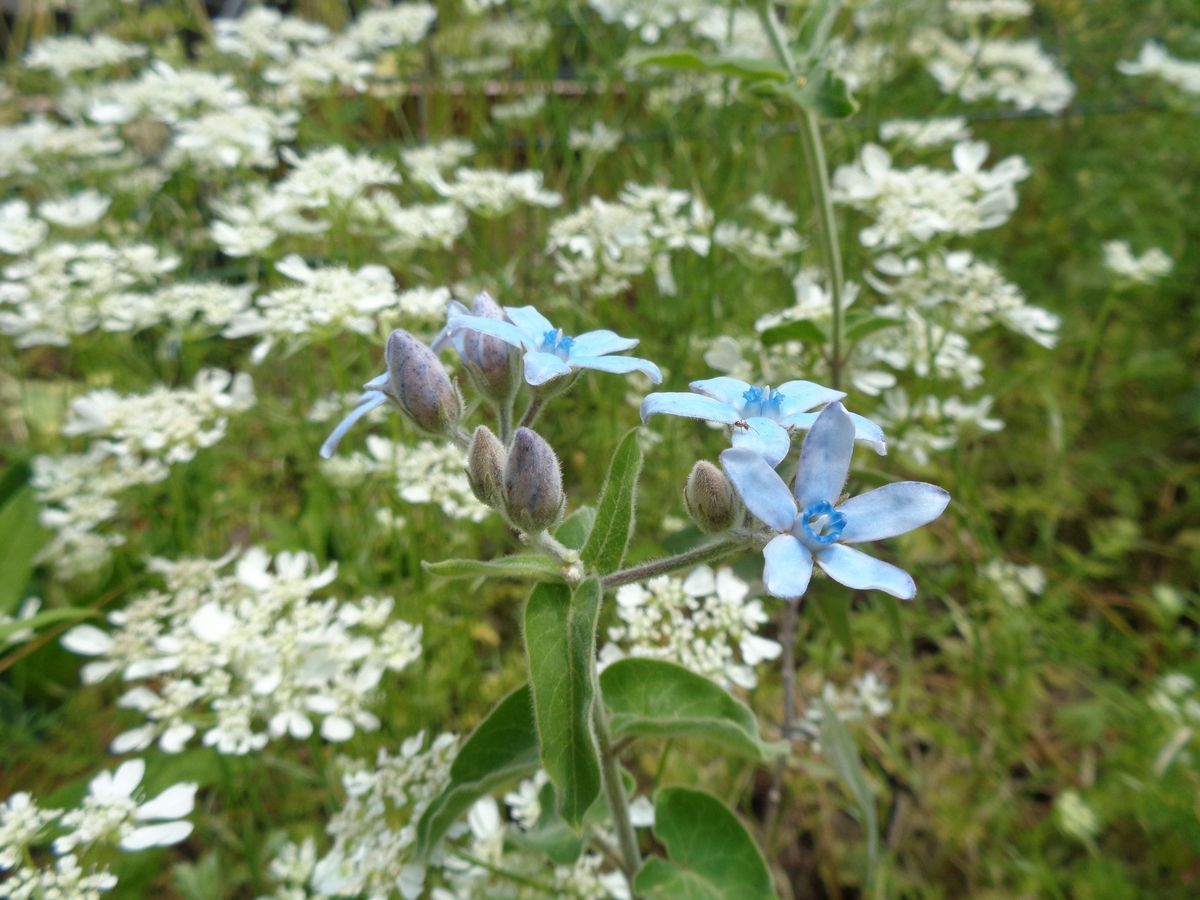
[811,590,854,654]
[844,313,900,343]
[795,0,842,65]
[507,781,584,865]
[416,686,540,858]
[523,578,602,827]
[625,48,789,83]
[0,606,96,641]
[634,787,775,900]
[421,554,563,582]
[556,505,596,551]
[581,429,643,574]
[0,486,46,615]
[797,71,857,119]
[601,659,785,762]
[819,699,880,880]
[759,318,828,348]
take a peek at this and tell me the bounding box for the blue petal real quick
[719,448,797,533]
[814,544,916,599]
[571,329,639,357]
[773,380,845,417]
[837,482,949,543]
[362,370,388,390]
[448,313,529,350]
[319,392,388,459]
[639,392,739,425]
[762,534,813,600]
[730,417,791,468]
[794,402,855,509]
[781,409,888,456]
[504,305,556,344]
[571,355,662,383]
[689,376,753,408]
[430,300,469,352]
[522,351,573,386]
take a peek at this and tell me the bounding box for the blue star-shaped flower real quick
[442,304,662,387]
[641,376,886,467]
[720,402,949,601]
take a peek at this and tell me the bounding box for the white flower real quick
[169,105,298,170]
[567,122,622,155]
[401,139,476,185]
[342,3,437,54]
[54,759,196,854]
[1118,40,1200,95]
[37,190,112,229]
[1102,240,1173,284]
[1056,791,1099,842]
[1,792,61,870]
[879,116,972,148]
[24,33,146,78]
[0,200,48,255]
[82,61,249,125]
[800,673,893,751]
[433,168,561,217]
[213,7,330,62]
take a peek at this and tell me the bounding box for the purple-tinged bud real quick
[503,427,565,532]
[461,292,521,403]
[385,329,463,434]
[467,425,506,507]
[684,460,739,533]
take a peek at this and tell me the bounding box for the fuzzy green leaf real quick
[422,554,563,582]
[524,578,602,827]
[581,429,643,574]
[634,787,775,899]
[844,313,901,343]
[0,486,45,616]
[819,698,880,879]
[556,505,596,551]
[415,686,540,858]
[601,659,786,762]
[759,318,828,348]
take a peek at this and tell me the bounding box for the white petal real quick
[120,821,193,850]
[111,727,156,754]
[137,783,197,820]
[321,716,354,742]
[815,544,916,599]
[61,624,112,656]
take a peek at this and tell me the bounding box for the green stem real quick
[600,538,747,591]
[758,2,846,391]
[593,696,642,882]
[517,393,548,431]
[498,395,514,444]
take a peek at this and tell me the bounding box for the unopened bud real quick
[461,292,520,404]
[504,427,565,532]
[385,329,463,434]
[684,460,738,533]
[467,425,506,507]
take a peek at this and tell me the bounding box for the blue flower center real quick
[800,501,846,545]
[540,328,575,359]
[741,384,785,418]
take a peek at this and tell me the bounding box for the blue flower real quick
[720,402,949,601]
[442,304,662,387]
[641,376,886,467]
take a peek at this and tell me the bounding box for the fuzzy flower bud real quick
[460,292,521,404]
[467,425,506,508]
[386,329,463,434]
[684,460,739,533]
[503,427,565,532]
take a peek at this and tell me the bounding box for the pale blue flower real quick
[443,304,662,387]
[641,376,886,467]
[720,402,948,601]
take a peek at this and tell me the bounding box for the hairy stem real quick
[600,538,747,591]
[593,696,642,881]
[758,1,846,390]
[517,393,548,431]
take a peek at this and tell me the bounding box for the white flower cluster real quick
[946,0,1032,22]
[832,141,1030,250]
[168,105,298,170]
[879,116,972,148]
[913,31,1076,113]
[32,370,255,579]
[713,194,806,271]
[585,0,714,43]
[72,61,248,125]
[0,118,123,181]
[1102,240,1173,285]
[547,182,711,296]
[799,672,892,751]
[600,566,782,690]
[24,33,147,78]
[223,255,397,362]
[0,759,196,898]
[871,389,1003,465]
[568,122,623,155]
[0,240,179,347]
[213,6,331,62]
[322,435,489,523]
[980,558,1047,607]
[1119,40,1200,96]
[868,250,1060,348]
[430,168,561,217]
[61,548,422,754]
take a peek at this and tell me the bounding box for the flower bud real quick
[503,427,565,532]
[684,460,739,533]
[467,425,506,507]
[385,329,463,434]
[461,292,521,404]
